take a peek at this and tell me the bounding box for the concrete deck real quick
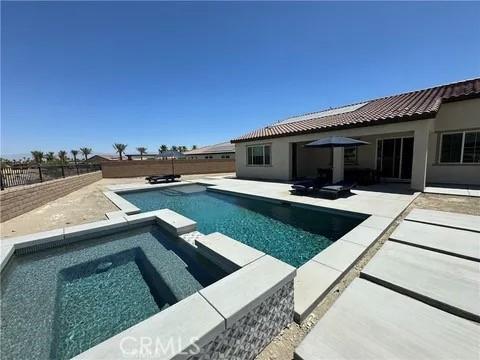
[295,278,480,360]
[200,179,418,218]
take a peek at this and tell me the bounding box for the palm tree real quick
[113,143,127,160]
[45,152,55,162]
[171,145,178,152]
[136,147,147,160]
[70,150,79,164]
[30,151,44,164]
[192,145,197,150]
[80,147,92,161]
[160,144,168,152]
[58,150,68,164]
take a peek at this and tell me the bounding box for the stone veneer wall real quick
[101,159,235,178]
[0,171,102,222]
[192,281,294,360]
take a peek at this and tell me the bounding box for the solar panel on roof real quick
[275,102,369,125]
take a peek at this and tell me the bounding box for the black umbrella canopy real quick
[304,136,369,148]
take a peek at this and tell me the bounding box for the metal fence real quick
[0,164,101,190]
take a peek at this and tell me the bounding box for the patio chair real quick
[291,178,328,194]
[318,180,357,199]
[145,174,181,184]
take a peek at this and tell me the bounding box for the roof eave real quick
[231,111,437,144]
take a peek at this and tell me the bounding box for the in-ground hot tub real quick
[1,224,225,359]
[0,210,296,360]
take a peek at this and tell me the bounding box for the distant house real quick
[183,142,235,160]
[86,155,117,163]
[125,154,158,161]
[231,78,480,190]
[120,151,185,160]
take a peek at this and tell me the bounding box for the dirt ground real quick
[0,173,233,238]
[255,192,479,360]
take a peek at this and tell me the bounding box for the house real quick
[86,154,118,163]
[183,142,235,160]
[125,154,158,160]
[231,78,480,191]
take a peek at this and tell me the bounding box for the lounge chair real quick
[318,181,357,199]
[291,178,327,194]
[145,174,181,184]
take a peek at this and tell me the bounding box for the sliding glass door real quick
[377,137,414,180]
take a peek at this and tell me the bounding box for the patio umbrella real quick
[304,137,370,183]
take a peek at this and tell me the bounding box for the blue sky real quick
[2,1,479,156]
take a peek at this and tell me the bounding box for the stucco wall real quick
[0,171,102,222]
[235,120,431,185]
[426,98,480,185]
[101,159,235,178]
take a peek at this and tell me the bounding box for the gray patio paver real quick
[390,220,480,261]
[405,208,480,232]
[196,232,265,272]
[358,215,394,230]
[294,260,342,322]
[361,241,480,321]
[311,240,366,272]
[336,224,384,248]
[294,278,480,360]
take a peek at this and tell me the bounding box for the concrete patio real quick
[295,209,480,359]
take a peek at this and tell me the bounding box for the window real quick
[247,145,271,166]
[440,131,480,164]
[463,132,480,163]
[344,147,357,165]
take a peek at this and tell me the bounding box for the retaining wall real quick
[0,171,102,222]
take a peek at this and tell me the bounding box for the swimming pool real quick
[0,224,225,360]
[120,184,367,267]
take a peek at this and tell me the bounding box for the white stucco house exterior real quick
[231,78,480,191]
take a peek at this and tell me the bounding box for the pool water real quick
[121,184,367,267]
[0,225,225,360]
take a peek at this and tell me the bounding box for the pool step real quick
[157,188,184,196]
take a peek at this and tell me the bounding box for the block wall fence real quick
[0,171,102,222]
[100,159,236,178]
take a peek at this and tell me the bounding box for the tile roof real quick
[231,78,480,143]
[183,142,235,155]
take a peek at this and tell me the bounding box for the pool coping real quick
[0,210,296,359]
[103,181,420,323]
